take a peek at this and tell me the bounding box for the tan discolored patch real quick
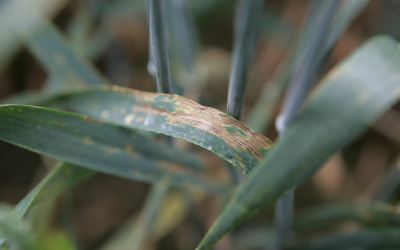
[82,137,93,145]
[125,144,139,158]
[55,120,65,125]
[101,110,111,118]
[104,147,120,154]
[84,116,102,123]
[103,86,273,160]
[131,94,273,160]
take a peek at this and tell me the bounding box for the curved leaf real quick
[43,87,274,173]
[12,162,95,219]
[5,88,274,173]
[0,105,230,193]
[196,36,400,249]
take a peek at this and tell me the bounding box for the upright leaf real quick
[196,36,400,249]
[226,0,264,121]
[149,0,172,93]
[246,0,372,133]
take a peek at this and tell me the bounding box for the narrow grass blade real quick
[66,4,96,57]
[287,229,400,250]
[277,0,339,131]
[0,205,35,250]
[120,182,168,250]
[196,36,400,249]
[274,1,340,248]
[0,0,66,71]
[26,21,111,92]
[0,105,230,193]
[227,0,264,121]
[373,159,400,202]
[245,0,372,133]
[34,86,274,173]
[11,162,95,220]
[149,0,172,93]
[166,0,198,74]
[166,0,205,92]
[294,203,400,231]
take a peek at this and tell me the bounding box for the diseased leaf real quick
[196,36,400,249]
[24,86,274,173]
[12,162,95,219]
[0,105,230,194]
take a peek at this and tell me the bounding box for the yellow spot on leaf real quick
[125,114,135,124]
[104,147,120,154]
[101,110,110,119]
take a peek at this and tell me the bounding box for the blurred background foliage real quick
[1,0,400,249]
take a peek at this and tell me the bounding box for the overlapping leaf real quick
[15,87,274,173]
[26,20,110,92]
[0,105,230,194]
[12,162,95,219]
[295,202,400,230]
[196,36,400,249]
[287,229,400,250]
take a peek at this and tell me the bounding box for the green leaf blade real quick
[12,162,95,219]
[196,36,400,249]
[0,105,228,193]
[57,87,273,174]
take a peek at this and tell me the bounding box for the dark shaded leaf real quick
[287,229,400,250]
[295,202,400,230]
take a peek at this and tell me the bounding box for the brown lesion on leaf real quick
[56,120,65,125]
[82,137,93,145]
[105,86,274,160]
[83,116,102,123]
[125,144,139,158]
[104,147,120,154]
